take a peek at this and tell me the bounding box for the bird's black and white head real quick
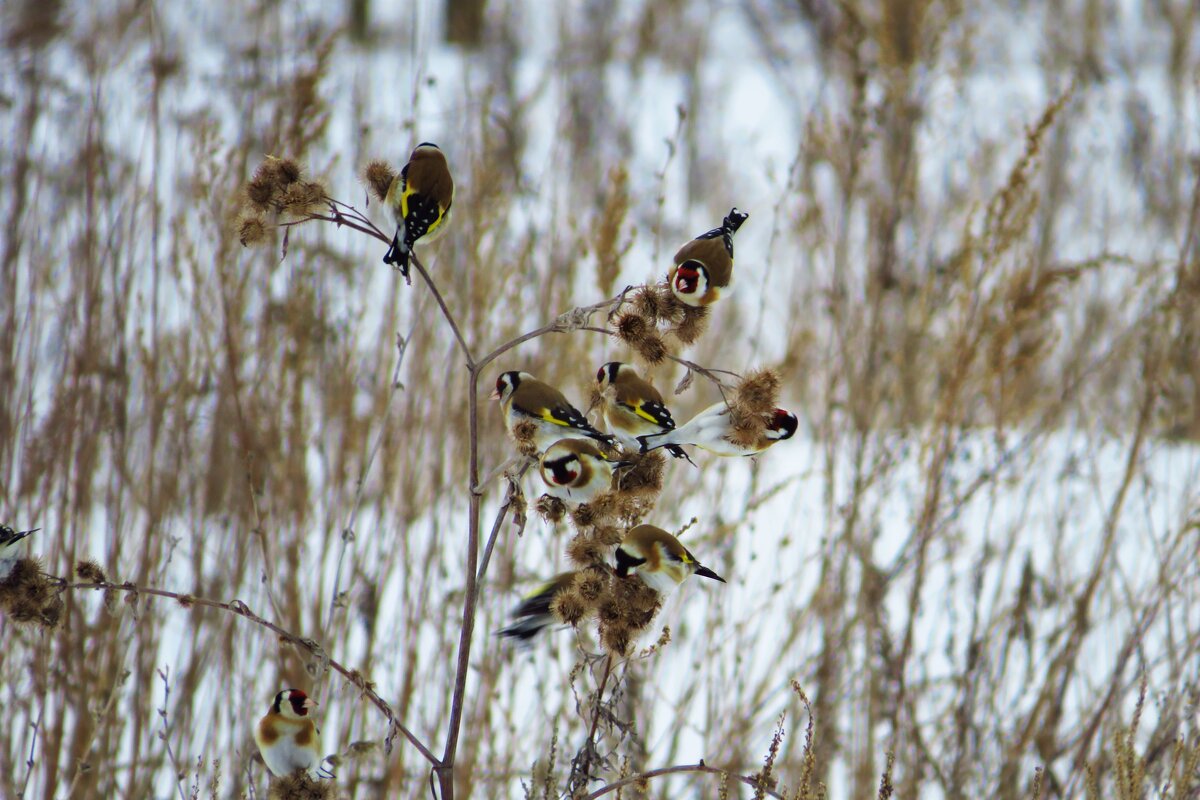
[541,450,582,487]
[596,361,632,389]
[767,409,799,441]
[490,370,528,402]
[616,525,726,595]
[271,688,317,719]
[672,260,709,304]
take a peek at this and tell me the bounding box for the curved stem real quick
[475,291,630,373]
[410,252,475,368]
[53,577,440,767]
[583,763,787,800]
[438,368,483,798]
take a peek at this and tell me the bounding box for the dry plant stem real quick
[574,324,739,394]
[476,463,531,585]
[156,667,189,800]
[583,763,786,799]
[52,578,439,766]
[18,707,42,799]
[475,291,633,373]
[409,253,476,369]
[584,656,615,770]
[324,327,417,636]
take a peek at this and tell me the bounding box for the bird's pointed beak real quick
[694,565,726,583]
[488,388,501,400]
[303,697,319,711]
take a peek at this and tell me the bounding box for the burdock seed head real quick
[0,559,64,630]
[598,576,662,656]
[632,285,667,324]
[672,305,709,345]
[245,157,304,213]
[511,419,540,458]
[279,180,328,217]
[238,214,268,247]
[633,331,667,366]
[364,160,396,204]
[733,368,781,416]
[551,584,589,626]
[267,772,335,800]
[535,495,567,523]
[615,311,649,345]
[566,534,606,568]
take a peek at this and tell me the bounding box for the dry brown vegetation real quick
[3,1,1200,799]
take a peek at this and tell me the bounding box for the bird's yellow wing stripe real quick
[631,404,662,425]
[400,185,415,218]
[533,408,572,426]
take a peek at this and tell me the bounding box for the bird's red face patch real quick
[288,690,310,716]
[674,265,700,294]
[548,457,580,485]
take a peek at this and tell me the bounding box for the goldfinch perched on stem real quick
[255,689,324,778]
[497,572,576,642]
[669,208,749,307]
[539,439,626,504]
[638,403,798,457]
[0,525,38,581]
[382,143,454,278]
[616,525,725,594]
[596,362,691,462]
[492,371,615,453]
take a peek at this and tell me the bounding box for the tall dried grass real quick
[3,1,1200,799]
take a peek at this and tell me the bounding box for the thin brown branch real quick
[583,762,787,799]
[324,327,416,637]
[156,667,189,800]
[409,252,475,368]
[18,706,42,799]
[52,576,439,767]
[477,463,531,586]
[475,290,632,372]
[437,367,483,798]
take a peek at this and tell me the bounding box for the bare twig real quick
[583,762,787,799]
[477,463,531,586]
[437,368,482,798]
[409,252,475,368]
[324,325,418,637]
[17,707,42,799]
[475,290,632,373]
[156,667,189,800]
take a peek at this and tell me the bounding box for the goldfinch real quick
[595,361,690,461]
[669,207,749,307]
[382,142,454,278]
[539,439,626,504]
[638,403,798,457]
[497,572,576,642]
[616,524,725,594]
[0,525,38,581]
[255,689,323,778]
[491,371,615,453]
